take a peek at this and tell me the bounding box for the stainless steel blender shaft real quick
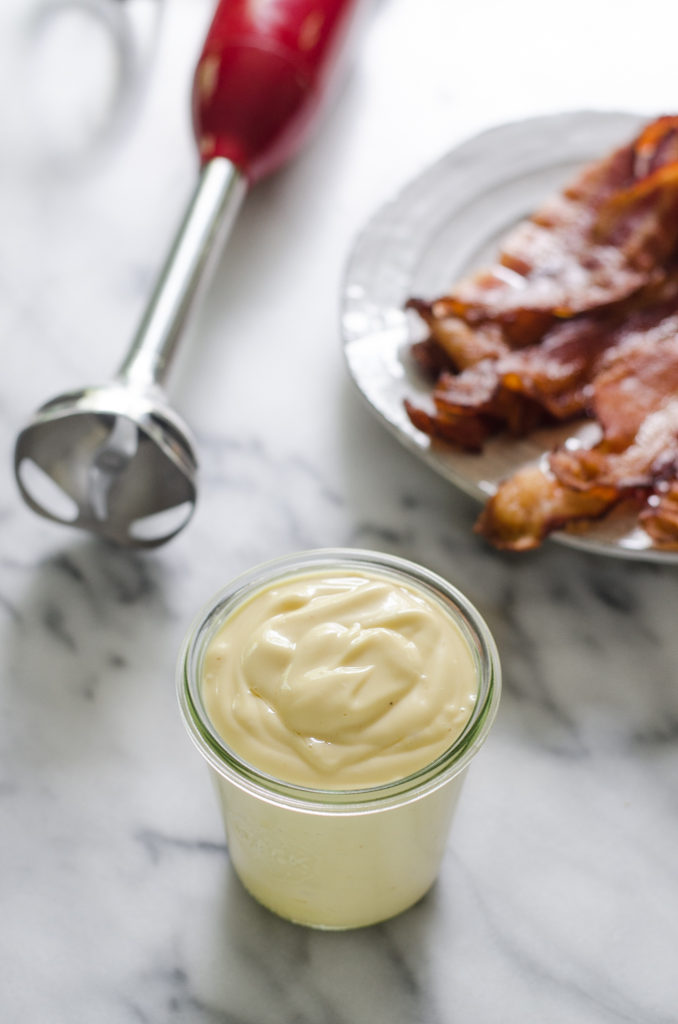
[14,158,247,548]
[119,157,247,391]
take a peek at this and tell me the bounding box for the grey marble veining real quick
[3,0,678,1021]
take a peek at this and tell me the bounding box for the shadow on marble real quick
[2,536,180,767]
[171,857,450,1024]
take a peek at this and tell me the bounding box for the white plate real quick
[341,109,678,562]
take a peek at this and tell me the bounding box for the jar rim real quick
[177,548,501,813]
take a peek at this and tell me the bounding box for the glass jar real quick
[177,548,501,929]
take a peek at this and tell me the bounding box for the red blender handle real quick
[192,0,360,182]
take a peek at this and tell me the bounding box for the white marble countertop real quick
[3,0,678,1020]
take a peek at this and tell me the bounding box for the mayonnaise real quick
[201,570,478,789]
[179,550,501,929]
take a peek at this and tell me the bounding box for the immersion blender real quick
[14,0,360,547]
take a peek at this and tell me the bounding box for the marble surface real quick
[2,0,678,1021]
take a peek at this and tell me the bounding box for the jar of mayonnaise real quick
[177,549,501,929]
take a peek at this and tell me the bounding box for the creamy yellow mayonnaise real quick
[202,569,478,789]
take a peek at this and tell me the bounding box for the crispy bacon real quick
[404,399,496,451]
[502,275,678,423]
[407,298,508,369]
[587,317,678,445]
[405,116,678,549]
[474,466,619,551]
[425,116,678,340]
[413,274,678,451]
[640,483,678,545]
[552,331,678,483]
[477,332,678,551]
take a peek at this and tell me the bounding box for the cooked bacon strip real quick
[502,276,678,422]
[421,116,678,345]
[550,332,678,492]
[632,115,678,175]
[409,337,457,380]
[499,312,623,420]
[404,399,496,451]
[592,164,678,267]
[640,482,678,545]
[407,298,508,369]
[474,466,619,551]
[587,319,678,446]
[479,334,678,551]
[409,314,609,449]
[409,274,678,448]
[550,399,678,491]
[428,360,547,443]
[411,313,610,446]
